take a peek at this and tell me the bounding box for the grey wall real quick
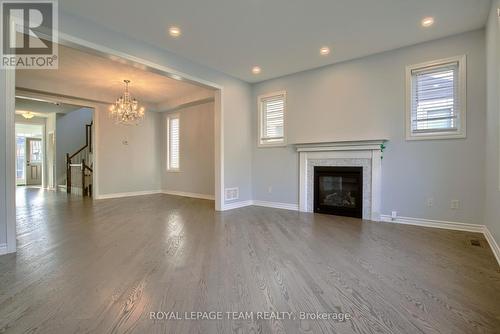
[56,108,93,184]
[485,1,500,243]
[162,102,215,196]
[252,30,486,224]
[95,107,162,196]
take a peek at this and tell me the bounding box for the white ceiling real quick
[16,44,214,107]
[60,0,491,82]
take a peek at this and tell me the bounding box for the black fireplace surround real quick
[313,166,363,218]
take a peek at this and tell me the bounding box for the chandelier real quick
[109,80,145,125]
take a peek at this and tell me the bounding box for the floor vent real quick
[470,239,482,247]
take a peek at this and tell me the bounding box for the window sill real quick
[258,142,287,148]
[406,131,466,141]
[166,169,181,173]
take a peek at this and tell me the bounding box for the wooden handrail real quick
[69,121,93,159]
[66,122,93,197]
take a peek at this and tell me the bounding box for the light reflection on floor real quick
[16,186,45,207]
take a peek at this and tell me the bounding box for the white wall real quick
[95,106,162,196]
[56,108,93,184]
[162,102,215,197]
[485,1,500,244]
[252,30,486,225]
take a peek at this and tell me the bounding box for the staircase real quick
[66,122,93,197]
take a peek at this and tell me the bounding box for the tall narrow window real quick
[406,55,466,140]
[258,91,286,146]
[167,114,180,171]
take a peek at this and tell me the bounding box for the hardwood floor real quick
[0,187,499,333]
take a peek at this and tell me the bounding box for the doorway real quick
[2,34,224,256]
[15,123,44,187]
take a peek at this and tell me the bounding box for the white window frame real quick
[258,91,287,147]
[166,113,180,172]
[405,55,467,141]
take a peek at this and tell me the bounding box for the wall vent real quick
[225,187,239,201]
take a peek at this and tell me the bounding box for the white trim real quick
[94,190,162,200]
[380,214,500,266]
[295,140,386,152]
[405,55,467,141]
[252,200,299,211]
[257,90,287,147]
[483,226,500,266]
[223,200,254,210]
[222,200,300,211]
[5,67,16,254]
[214,90,223,211]
[0,243,8,256]
[162,190,215,200]
[380,214,484,232]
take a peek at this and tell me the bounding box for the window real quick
[406,55,466,140]
[167,114,180,171]
[258,91,286,146]
[15,136,25,182]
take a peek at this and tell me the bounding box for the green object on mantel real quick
[380,143,387,159]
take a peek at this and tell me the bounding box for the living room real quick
[0,1,499,333]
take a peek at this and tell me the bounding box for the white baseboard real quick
[162,190,215,200]
[483,226,500,266]
[0,243,8,256]
[222,200,299,211]
[380,215,484,233]
[252,200,299,211]
[223,200,253,210]
[380,214,499,266]
[95,190,162,200]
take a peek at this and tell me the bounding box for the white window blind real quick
[167,115,179,170]
[411,62,459,133]
[259,92,285,145]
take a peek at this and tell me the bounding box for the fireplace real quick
[313,166,363,218]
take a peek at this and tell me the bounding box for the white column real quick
[371,149,382,221]
[298,152,308,212]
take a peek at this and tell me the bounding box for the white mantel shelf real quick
[296,139,388,221]
[295,139,388,152]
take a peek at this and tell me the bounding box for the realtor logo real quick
[1,0,58,69]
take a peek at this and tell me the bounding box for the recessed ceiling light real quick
[320,46,331,56]
[252,66,261,74]
[421,17,434,27]
[168,26,181,37]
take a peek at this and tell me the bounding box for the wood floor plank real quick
[0,188,499,334]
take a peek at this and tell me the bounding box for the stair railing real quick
[66,122,93,196]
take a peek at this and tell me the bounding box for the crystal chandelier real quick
[109,80,145,125]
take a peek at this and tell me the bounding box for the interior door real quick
[26,138,42,186]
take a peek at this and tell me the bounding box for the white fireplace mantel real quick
[296,139,387,221]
